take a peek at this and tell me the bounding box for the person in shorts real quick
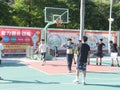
[109,40,119,67]
[0,36,4,64]
[96,39,105,65]
[0,36,4,80]
[73,36,90,85]
[73,40,82,64]
[38,39,49,66]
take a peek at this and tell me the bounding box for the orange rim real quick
[56,19,62,27]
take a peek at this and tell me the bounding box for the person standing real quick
[73,40,82,64]
[62,38,75,73]
[38,39,49,66]
[0,36,4,80]
[109,41,119,67]
[53,46,59,60]
[0,36,4,64]
[54,46,59,57]
[73,36,90,85]
[96,39,105,65]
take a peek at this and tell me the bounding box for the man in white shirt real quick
[0,36,4,64]
[0,36,4,80]
[38,39,48,66]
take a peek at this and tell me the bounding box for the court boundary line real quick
[28,65,50,75]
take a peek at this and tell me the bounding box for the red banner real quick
[0,27,41,54]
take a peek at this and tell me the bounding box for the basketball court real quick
[0,56,120,90]
[0,7,120,90]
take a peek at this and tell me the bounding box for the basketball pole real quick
[40,21,56,60]
[41,21,56,44]
[79,0,85,40]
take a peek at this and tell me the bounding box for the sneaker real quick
[0,77,3,80]
[74,62,76,64]
[82,81,86,85]
[117,64,119,67]
[111,64,114,67]
[41,61,46,66]
[96,63,98,65]
[41,62,45,66]
[73,79,79,84]
[88,62,90,65]
[68,70,72,73]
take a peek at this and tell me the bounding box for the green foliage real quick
[112,2,120,30]
[85,1,109,30]
[12,0,66,27]
[0,1,15,25]
[0,0,120,31]
[63,0,80,29]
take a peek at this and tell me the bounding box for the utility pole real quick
[108,0,114,53]
[79,0,85,40]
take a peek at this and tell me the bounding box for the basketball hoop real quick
[56,19,62,27]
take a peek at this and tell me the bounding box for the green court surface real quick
[0,57,120,90]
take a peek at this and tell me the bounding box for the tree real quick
[1,0,120,31]
[85,1,109,30]
[63,0,80,29]
[112,2,120,30]
[12,0,66,27]
[0,1,15,25]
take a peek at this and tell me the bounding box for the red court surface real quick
[23,60,120,74]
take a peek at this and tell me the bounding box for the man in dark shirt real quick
[73,36,90,85]
[109,41,119,67]
[96,39,105,65]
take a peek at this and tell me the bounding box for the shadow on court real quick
[86,83,120,88]
[0,60,26,67]
[0,79,60,84]
[88,72,120,75]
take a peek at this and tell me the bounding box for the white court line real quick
[27,65,76,76]
[28,65,50,75]
[39,82,120,85]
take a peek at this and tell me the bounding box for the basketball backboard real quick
[44,7,69,24]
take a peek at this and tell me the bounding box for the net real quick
[44,7,69,24]
[56,19,62,27]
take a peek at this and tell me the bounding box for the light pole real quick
[108,0,114,53]
[79,0,85,40]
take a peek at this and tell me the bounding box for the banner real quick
[47,29,117,53]
[0,27,41,54]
